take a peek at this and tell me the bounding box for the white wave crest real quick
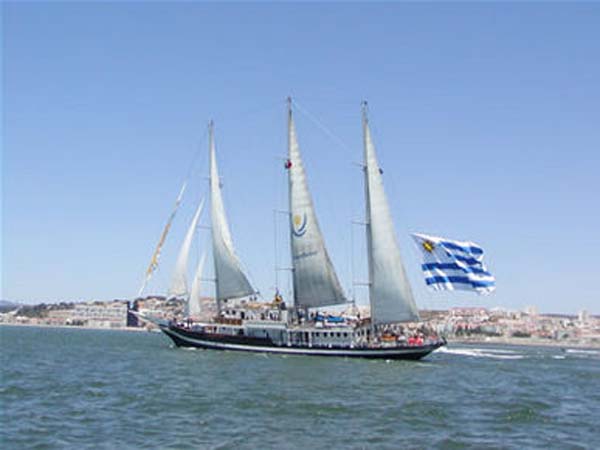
[438,347,525,360]
[565,349,600,356]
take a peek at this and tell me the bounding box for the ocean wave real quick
[565,349,600,357]
[438,347,525,360]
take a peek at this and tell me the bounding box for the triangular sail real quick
[362,104,419,324]
[169,197,205,298]
[209,121,255,304]
[187,251,207,319]
[287,100,347,309]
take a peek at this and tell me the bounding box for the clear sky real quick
[3,2,599,314]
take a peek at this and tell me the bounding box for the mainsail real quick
[362,103,419,324]
[169,197,205,298]
[187,251,207,319]
[209,121,255,304]
[286,100,347,309]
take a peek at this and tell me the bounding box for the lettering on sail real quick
[294,251,318,260]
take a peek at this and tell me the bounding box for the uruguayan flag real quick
[412,233,495,294]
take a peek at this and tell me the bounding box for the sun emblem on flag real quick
[422,240,435,253]
[292,213,308,237]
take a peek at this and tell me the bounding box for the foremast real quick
[361,102,419,324]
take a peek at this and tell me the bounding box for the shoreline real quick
[2,322,598,349]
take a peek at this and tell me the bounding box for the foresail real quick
[209,122,255,301]
[363,107,419,324]
[287,103,347,309]
[187,251,207,319]
[169,197,205,298]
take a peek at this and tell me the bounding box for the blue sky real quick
[3,2,599,314]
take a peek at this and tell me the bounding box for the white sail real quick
[287,101,347,309]
[209,121,255,303]
[362,104,419,324]
[169,197,205,298]
[187,251,207,319]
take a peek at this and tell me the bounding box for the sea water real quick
[1,325,599,449]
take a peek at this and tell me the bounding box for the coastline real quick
[2,322,598,349]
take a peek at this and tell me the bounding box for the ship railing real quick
[214,317,243,326]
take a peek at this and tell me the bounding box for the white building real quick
[578,310,589,324]
[73,301,128,328]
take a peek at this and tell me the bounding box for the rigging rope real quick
[136,127,208,298]
[291,99,355,154]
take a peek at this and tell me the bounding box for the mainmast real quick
[361,102,376,323]
[286,97,297,308]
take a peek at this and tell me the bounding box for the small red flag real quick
[285,159,292,169]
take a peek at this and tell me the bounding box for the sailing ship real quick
[142,99,446,360]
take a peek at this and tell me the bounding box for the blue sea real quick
[1,325,599,449]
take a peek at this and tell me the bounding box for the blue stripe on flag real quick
[421,263,491,276]
[439,241,483,255]
[425,276,495,288]
[452,254,483,266]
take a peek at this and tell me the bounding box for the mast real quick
[286,98,347,310]
[208,121,255,313]
[286,98,297,308]
[362,102,419,324]
[362,102,375,326]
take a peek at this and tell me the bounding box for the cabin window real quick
[336,332,341,338]
[343,333,348,338]
[315,332,320,337]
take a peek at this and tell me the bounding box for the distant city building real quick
[1,299,598,347]
[524,305,538,317]
[72,301,128,328]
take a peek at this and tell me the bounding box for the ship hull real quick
[160,324,444,360]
